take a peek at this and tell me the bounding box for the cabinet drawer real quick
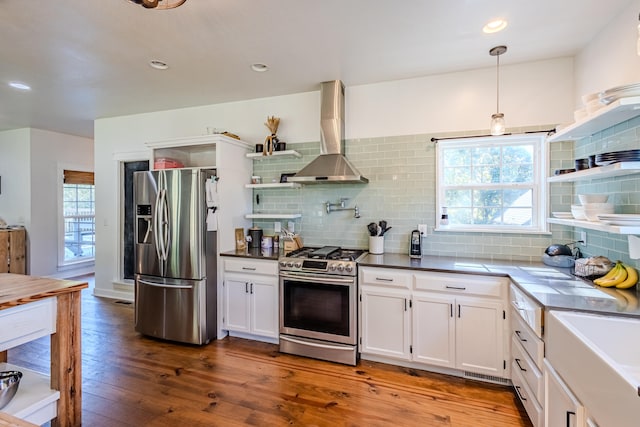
[511,335,543,403]
[512,360,544,427]
[510,284,543,338]
[414,271,506,298]
[511,307,544,369]
[0,298,56,351]
[360,267,411,289]
[224,258,278,276]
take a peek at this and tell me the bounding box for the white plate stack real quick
[596,214,640,226]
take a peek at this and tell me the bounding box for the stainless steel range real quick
[279,246,367,365]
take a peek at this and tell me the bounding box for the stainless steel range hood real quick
[288,80,368,184]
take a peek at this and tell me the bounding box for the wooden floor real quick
[7,276,531,427]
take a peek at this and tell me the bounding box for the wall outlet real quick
[580,231,587,247]
[287,221,295,233]
[418,224,428,235]
[274,221,281,233]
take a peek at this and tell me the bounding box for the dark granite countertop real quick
[221,248,280,261]
[360,253,640,318]
[219,249,640,318]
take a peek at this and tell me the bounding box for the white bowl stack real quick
[576,194,613,221]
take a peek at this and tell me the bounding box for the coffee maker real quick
[409,230,422,258]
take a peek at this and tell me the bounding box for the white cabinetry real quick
[359,268,411,359]
[0,298,60,425]
[544,359,585,427]
[223,258,279,343]
[510,284,545,427]
[359,267,509,380]
[413,271,507,378]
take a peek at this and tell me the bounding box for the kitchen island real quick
[0,273,87,427]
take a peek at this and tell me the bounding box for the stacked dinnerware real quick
[576,194,613,221]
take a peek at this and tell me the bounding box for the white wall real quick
[29,129,94,277]
[0,128,93,277]
[574,0,640,106]
[349,58,575,137]
[94,57,574,298]
[0,129,31,227]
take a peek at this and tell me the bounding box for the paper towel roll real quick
[628,235,640,259]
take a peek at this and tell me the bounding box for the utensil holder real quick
[369,236,384,255]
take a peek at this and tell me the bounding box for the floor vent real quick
[114,300,133,305]
[464,371,510,385]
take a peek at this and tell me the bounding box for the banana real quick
[615,263,638,289]
[594,261,628,287]
[595,261,622,282]
[593,262,621,286]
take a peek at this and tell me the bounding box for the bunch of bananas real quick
[593,261,638,289]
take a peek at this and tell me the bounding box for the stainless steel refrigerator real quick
[134,168,217,345]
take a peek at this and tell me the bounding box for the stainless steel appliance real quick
[279,246,367,365]
[410,229,422,258]
[288,80,368,184]
[134,168,217,345]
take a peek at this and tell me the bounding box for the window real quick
[436,134,547,233]
[62,170,95,264]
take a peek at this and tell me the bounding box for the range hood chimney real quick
[288,80,368,184]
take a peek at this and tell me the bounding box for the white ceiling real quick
[0,0,633,138]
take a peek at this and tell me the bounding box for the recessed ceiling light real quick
[251,63,269,72]
[8,81,31,91]
[149,60,169,70]
[483,19,508,34]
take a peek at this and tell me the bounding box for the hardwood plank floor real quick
[7,276,531,426]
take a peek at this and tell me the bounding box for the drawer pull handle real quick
[446,285,466,290]
[514,385,527,402]
[375,277,394,282]
[515,358,527,372]
[242,267,257,271]
[515,330,527,342]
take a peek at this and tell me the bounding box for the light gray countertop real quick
[359,253,640,318]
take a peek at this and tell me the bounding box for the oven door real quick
[279,272,356,346]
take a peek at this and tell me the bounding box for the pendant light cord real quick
[496,53,500,113]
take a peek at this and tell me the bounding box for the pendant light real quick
[128,0,187,9]
[489,45,507,136]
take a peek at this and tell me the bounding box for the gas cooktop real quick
[279,246,367,276]
[286,246,366,261]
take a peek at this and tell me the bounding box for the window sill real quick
[434,226,551,235]
[58,259,95,271]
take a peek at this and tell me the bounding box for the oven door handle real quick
[280,335,354,351]
[280,274,354,285]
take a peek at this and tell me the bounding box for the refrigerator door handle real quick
[138,279,194,290]
[153,188,163,262]
[161,188,169,260]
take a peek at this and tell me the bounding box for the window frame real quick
[58,167,96,268]
[435,133,548,234]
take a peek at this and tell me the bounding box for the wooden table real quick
[0,273,87,427]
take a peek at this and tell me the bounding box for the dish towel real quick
[205,177,219,231]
